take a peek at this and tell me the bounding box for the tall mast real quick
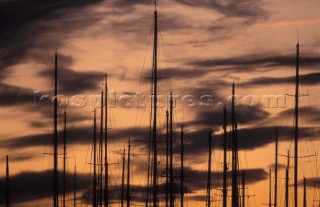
[63,111,67,207]
[242,171,245,207]
[231,83,239,207]
[74,166,77,207]
[180,125,184,207]
[207,130,212,207]
[53,49,59,207]
[146,99,153,207]
[152,1,159,206]
[235,121,239,207]
[303,177,307,207]
[169,94,174,207]
[274,127,278,207]
[269,169,272,207]
[93,109,97,207]
[104,75,109,207]
[223,106,228,207]
[166,110,169,207]
[121,149,126,207]
[127,138,131,207]
[285,168,289,207]
[99,90,104,207]
[285,150,290,207]
[5,155,9,207]
[294,41,300,207]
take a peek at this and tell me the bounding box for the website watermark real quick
[34,91,286,110]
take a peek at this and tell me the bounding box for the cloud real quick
[99,10,191,43]
[241,72,320,87]
[1,124,148,150]
[173,0,267,20]
[0,0,103,74]
[188,54,320,73]
[0,83,35,106]
[235,126,318,150]
[112,0,268,22]
[28,121,47,128]
[300,177,320,188]
[176,125,318,157]
[268,163,287,172]
[0,154,36,163]
[81,165,267,204]
[276,106,320,123]
[0,170,88,203]
[38,67,103,94]
[188,104,270,128]
[0,55,103,108]
[111,0,151,7]
[2,127,92,149]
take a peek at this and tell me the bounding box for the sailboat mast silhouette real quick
[223,106,228,207]
[93,109,97,207]
[152,1,159,207]
[231,83,239,207]
[99,89,104,207]
[63,111,67,207]
[127,138,131,207]
[206,130,212,207]
[104,75,109,206]
[293,41,300,207]
[53,50,59,207]
[180,125,184,207]
[5,155,10,207]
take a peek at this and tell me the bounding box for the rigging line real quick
[134,19,154,132]
[110,111,124,167]
[299,105,316,179]
[158,23,172,92]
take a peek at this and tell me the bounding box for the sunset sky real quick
[1,0,320,206]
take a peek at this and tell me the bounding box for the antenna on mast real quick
[297,28,300,44]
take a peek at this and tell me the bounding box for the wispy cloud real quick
[188,54,320,72]
[241,72,320,87]
[0,0,103,73]
[0,170,88,203]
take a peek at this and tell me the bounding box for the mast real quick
[166,110,169,207]
[146,99,152,207]
[126,138,131,207]
[303,177,307,207]
[5,155,9,207]
[231,83,239,207]
[223,106,227,207]
[242,171,245,207]
[285,150,290,207]
[207,130,212,207]
[104,75,109,207]
[93,109,97,207]
[152,1,159,206]
[63,111,67,207]
[121,149,126,207]
[74,166,77,207]
[180,125,184,207]
[294,41,300,207]
[169,93,174,207]
[99,90,104,207]
[53,49,59,207]
[269,169,272,207]
[274,127,278,207]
